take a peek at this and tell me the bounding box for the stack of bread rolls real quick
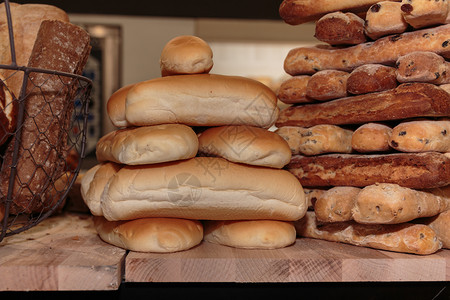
[81,35,307,252]
[276,0,450,255]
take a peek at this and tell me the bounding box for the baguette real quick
[295,211,442,255]
[286,152,450,189]
[353,183,450,224]
[284,24,450,75]
[275,83,450,128]
[389,120,450,153]
[314,186,360,222]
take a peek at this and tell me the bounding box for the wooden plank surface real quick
[125,238,450,283]
[0,213,126,291]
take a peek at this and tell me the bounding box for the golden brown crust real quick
[396,51,450,84]
[314,186,360,222]
[277,75,313,104]
[275,83,450,128]
[421,208,450,249]
[106,83,135,128]
[347,64,398,95]
[364,1,408,40]
[315,12,366,45]
[306,70,349,101]
[286,152,450,189]
[351,123,392,153]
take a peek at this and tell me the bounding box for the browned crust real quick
[275,83,450,128]
[286,152,450,189]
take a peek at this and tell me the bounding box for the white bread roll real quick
[160,35,213,76]
[93,217,203,253]
[81,162,122,216]
[125,74,279,128]
[203,220,296,249]
[96,124,198,165]
[197,125,291,169]
[90,157,306,221]
[106,83,135,128]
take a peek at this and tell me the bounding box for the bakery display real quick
[278,0,450,253]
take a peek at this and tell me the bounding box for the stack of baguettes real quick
[81,35,308,253]
[275,0,450,255]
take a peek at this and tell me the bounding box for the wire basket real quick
[0,0,92,242]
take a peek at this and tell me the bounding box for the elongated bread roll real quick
[277,75,313,104]
[197,125,291,169]
[82,157,307,221]
[94,217,203,253]
[96,124,198,165]
[314,12,366,45]
[420,209,450,249]
[353,183,450,224]
[347,64,398,95]
[203,220,296,249]
[389,120,450,153]
[306,70,349,101]
[314,186,360,222]
[295,211,442,255]
[396,51,450,84]
[400,0,449,29]
[364,1,408,40]
[125,74,279,129]
[352,123,392,153]
[284,24,450,75]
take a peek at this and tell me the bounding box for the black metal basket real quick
[0,0,92,242]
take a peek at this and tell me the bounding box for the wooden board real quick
[0,213,126,291]
[125,238,450,283]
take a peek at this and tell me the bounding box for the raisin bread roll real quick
[396,51,450,84]
[352,123,392,153]
[306,70,349,101]
[365,1,408,40]
[400,0,449,29]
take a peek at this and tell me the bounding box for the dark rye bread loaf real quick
[276,83,450,128]
[0,20,91,214]
[286,152,450,189]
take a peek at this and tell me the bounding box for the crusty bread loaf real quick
[203,220,296,249]
[352,123,392,153]
[94,216,203,253]
[314,12,366,45]
[83,157,307,221]
[400,0,449,29]
[0,74,17,146]
[106,83,135,128]
[295,211,442,255]
[81,162,122,216]
[279,0,381,25]
[364,1,408,40]
[96,124,198,165]
[197,125,291,169]
[306,70,349,101]
[159,35,213,77]
[0,3,69,98]
[396,51,450,84]
[353,183,450,224]
[286,152,450,189]
[347,64,398,95]
[275,124,353,156]
[275,83,450,128]
[0,20,91,214]
[284,24,450,75]
[314,186,360,222]
[389,120,450,153]
[277,75,313,104]
[420,209,450,249]
[125,74,279,128]
[304,188,326,210]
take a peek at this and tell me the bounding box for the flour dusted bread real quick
[279,0,381,25]
[347,64,397,95]
[159,35,213,76]
[106,83,135,128]
[197,125,291,168]
[389,120,450,152]
[125,74,279,128]
[284,24,450,75]
[96,124,198,165]
[203,220,296,249]
[314,12,366,45]
[85,157,307,221]
[364,1,408,40]
[296,211,442,255]
[94,217,203,253]
[276,83,450,128]
[287,152,450,189]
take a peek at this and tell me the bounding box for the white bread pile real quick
[276,0,450,255]
[81,35,307,253]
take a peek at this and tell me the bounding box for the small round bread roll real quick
[365,1,408,40]
[94,217,203,253]
[197,125,292,168]
[96,124,199,165]
[160,35,213,76]
[352,123,392,153]
[203,220,296,249]
[347,64,398,95]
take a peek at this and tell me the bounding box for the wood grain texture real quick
[0,213,125,291]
